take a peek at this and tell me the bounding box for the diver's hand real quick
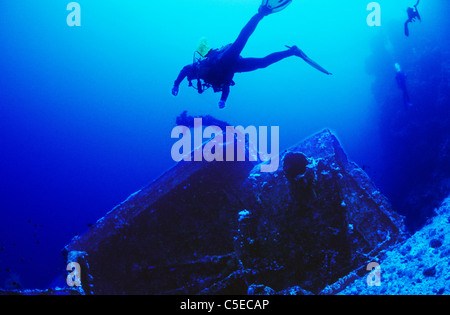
[172,85,179,96]
[218,100,226,109]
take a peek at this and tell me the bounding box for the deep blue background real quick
[0,0,445,289]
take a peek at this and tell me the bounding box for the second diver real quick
[404,0,421,37]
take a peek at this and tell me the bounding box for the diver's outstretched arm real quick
[415,9,422,21]
[286,46,332,75]
[218,85,230,108]
[414,0,421,21]
[172,64,194,96]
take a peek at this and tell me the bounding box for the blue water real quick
[0,1,447,289]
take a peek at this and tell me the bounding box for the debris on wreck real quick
[59,126,407,295]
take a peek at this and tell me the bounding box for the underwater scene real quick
[0,0,450,299]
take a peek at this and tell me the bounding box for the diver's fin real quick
[404,22,410,37]
[261,0,293,14]
[286,45,332,75]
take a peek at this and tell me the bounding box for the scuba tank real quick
[189,51,211,94]
[189,44,234,94]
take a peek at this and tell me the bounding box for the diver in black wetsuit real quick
[404,0,421,37]
[172,4,332,109]
[395,63,413,109]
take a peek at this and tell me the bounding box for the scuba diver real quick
[404,0,421,37]
[172,1,332,109]
[395,63,413,109]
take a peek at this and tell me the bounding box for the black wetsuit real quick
[174,11,295,104]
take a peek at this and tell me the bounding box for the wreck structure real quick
[63,125,406,295]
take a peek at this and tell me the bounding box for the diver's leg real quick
[222,12,266,63]
[234,50,294,73]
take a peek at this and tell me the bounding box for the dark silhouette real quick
[172,5,331,109]
[176,110,230,131]
[405,0,421,37]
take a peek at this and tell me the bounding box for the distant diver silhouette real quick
[395,63,413,109]
[172,0,332,109]
[404,0,421,37]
